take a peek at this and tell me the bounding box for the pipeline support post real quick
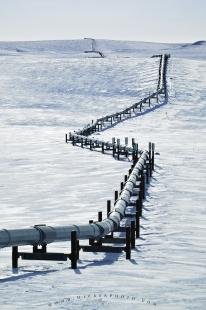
[114,190,118,203]
[125,226,131,259]
[135,212,140,238]
[107,200,111,215]
[71,230,78,269]
[152,143,155,170]
[149,142,152,176]
[89,220,95,245]
[131,221,136,249]
[12,246,19,269]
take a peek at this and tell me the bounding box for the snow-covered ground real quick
[0,39,205,309]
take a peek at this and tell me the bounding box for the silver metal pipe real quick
[0,151,148,249]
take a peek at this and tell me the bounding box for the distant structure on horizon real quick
[84,37,105,58]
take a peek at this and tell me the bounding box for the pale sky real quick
[0,0,205,43]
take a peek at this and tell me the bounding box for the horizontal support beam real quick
[81,245,124,253]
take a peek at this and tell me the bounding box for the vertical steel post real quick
[98,211,102,222]
[112,145,116,157]
[125,226,131,259]
[89,220,94,245]
[131,221,136,249]
[97,212,103,245]
[157,54,163,91]
[135,143,139,163]
[107,200,111,216]
[12,246,18,269]
[117,145,120,160]
[149,142,152,176]
[76,240,80,260]
[146,162,150,184]
[71,230,77,269]
[135,212,140,238]
[152,143,155,170]
[115,190,118,203]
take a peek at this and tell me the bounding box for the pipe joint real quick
[33,225,56,245]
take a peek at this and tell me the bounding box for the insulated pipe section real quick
[0,151,148,249]
[0,225,98,248]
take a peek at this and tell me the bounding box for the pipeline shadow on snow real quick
[0,268,57,283]
[75,251,123,270]
[98,98,168,133]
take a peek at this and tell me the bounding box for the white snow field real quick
[0,39,206,309]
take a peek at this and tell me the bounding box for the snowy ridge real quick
[0,38,206,59]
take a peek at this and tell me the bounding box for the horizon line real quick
[0,37,202,45]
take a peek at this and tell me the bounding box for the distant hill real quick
[0,39,205,60]
[182,40,206,48]
[192,40,206,46]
